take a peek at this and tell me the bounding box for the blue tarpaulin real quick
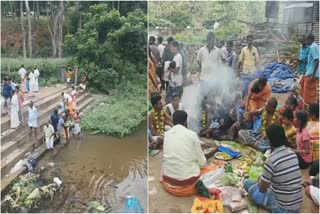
[242,62,297,95]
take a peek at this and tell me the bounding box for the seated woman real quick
[238,97,280,152]
[165,92,183,117]
[246,77,272,112]
[307,103,319,162]
[279,95,299,127]
[244,124,303,213]
[280,108,297,148]
[292,111,312,169]
[149,93,173,137]
[162,110,219,196]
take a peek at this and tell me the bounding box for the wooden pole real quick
[8,65,11,76]
[75,66,78,86]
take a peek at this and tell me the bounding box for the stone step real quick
[1,90,86,144]
[1,86,69,131]
[0,96,93,179]
[1,92,90,158]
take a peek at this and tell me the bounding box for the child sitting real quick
[281,108,297,148]
[292,111,312,169]
[280,95,299,128]
[307,103,320,162]
[290,83,305,110]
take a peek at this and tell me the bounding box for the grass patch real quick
[81,74,147,137]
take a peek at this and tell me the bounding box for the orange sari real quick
[247,80,272,111]
[162,164,221,197]
[148,57,158,99]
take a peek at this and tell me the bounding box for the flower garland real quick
[202,110,207,128]
[152,108,165,136]
[261,109,279,136]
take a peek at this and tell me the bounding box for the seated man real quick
[149,93,173,137]
[165,92,183,117]
[244,124,303,213]
[162,110,217,196]
[200,104,237,140]
[148,129,163,150]
[238,97,280,152]
[246,77,272,112]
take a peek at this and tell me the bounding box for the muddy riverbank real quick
[2,122,147,213]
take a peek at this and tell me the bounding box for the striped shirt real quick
[261,146,303,210]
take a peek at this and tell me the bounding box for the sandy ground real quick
[148,93,316,213]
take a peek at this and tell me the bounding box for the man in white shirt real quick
[157,36,165,60]
[168,41,183,99]
[197,32,222,96]
[162,110,207,196]
[18,64,28,93]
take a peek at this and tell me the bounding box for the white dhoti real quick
[28,106,38,128]
[45,136,54,149]
[10,110,20,128]
[67,78,71,83]
[28,118,37,128]
[73,123,81,135]
[10,94,20,128]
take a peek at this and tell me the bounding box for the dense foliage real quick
[149,1,266,42]
[64,4,147,93]
[81,74,147,137]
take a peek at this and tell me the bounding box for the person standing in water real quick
[28,101,38,141]
[43,120,55,155]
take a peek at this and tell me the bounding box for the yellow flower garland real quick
[202,110,207,128]
[261,109,279,136]
[152,108,165,136]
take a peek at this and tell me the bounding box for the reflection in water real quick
[37,123,147,213]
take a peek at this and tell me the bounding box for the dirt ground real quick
[148,93,316,213]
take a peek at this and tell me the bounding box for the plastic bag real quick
[122,196,144,213]
[201,167,225,189]
[248,165,264,181]
[220,172,240,186]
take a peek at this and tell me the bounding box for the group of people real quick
[2,65,40,117]
[1,64,87,155]
[148,32,319,212]
[26,88,82,155]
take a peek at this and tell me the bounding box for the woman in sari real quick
[148,47,158,99]
[246,77,272,112]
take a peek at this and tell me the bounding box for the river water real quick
[36,123,147,213]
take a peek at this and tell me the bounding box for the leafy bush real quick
[82,75,147,137]
[64,4,147,93]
